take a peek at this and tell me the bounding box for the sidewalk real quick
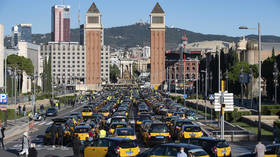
[3,103,72,144]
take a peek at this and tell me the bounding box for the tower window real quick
[88,16,99,24]
[152,16,163,24]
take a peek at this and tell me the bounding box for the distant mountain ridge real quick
[4,23,280,49]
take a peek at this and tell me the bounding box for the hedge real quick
[262,105,280,115]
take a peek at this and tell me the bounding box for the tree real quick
[42,56,52,93]
[7,54,34,75]
[110,64,120,83]
[262,56,276,100]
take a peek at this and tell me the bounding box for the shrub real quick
[225,108,251,123]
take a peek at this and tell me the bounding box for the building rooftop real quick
[87,2,100,13]
[151,2,164,14]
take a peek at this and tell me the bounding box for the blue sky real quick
[0,0,279,37]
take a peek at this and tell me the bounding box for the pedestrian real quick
[23,105,26,117]
[72,134,81,157]
[255,141,266,157]
[55,102,59,110]
[50,124,57,148]
[57,124,64,146]
[177,147,187,157]
[58,102,61,110]
[28,143,37,157]
[40,104,44,114]
[0,120,5,150]
[18,105,22,115]
[99,129,106,138]
[19,132,29,157]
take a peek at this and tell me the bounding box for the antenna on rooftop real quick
[78,0,81,26]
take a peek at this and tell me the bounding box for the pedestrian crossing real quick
[33,121,53,126]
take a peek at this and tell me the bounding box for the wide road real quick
[0,102,86,157]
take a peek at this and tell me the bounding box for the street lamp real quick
[240,66,244,107]
[201,70,208,121]
[249,67,253,109]
[273,62,278,104]
[239,23,262,140]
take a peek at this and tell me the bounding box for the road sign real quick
[0,93,8,110]
[214,91,234,111]
[184,94,188,99]
[209,94,215,100]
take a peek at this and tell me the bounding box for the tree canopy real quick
[7,54,34,75]
[110,64,120,83]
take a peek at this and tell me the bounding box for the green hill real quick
[4,23,280,49]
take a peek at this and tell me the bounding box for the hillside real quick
[4,23,280,49]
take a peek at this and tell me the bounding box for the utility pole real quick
[196,58,199,113]
[257,23,262,141]
[14,68,17,123]
[221,80,225,139]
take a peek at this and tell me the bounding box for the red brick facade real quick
[86,30,101,84]
[150,29,165,85]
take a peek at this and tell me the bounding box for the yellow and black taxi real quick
[171,119,193,137]
[109,122,128,134]
[136,114,152,126]
[98,108,110,118]
[114,127,137,140]
[83,137,139,157]
[81,107,93,118]
[109,116,128,125]
[178,125,203,139]
[74,125,91,141]
[136,143,209,157]
[184,137,231,157]
[167,109,176,117]
[143,122,171,146]
[238,143,280,157]
[44,118,69,145]
[173,112,186,120]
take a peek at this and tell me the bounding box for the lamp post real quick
[240,66,244,107]
[239,23,262,140]
[273,62,278,105]
[201,70,208,121]
[249,67,253,109]
[225,69,229,91]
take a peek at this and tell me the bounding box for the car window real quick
[150,124,168,133]
[118,140,137,148]
[266,146,276,154]
[188,148,208,156]
[165,147,179,156]
[216,141,229,148]
[116,129,134,136]
[151,146,166,156]
[184,127,201,132]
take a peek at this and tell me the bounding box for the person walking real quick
[177,147,187,157]
[23,105,26,117]
[57,124,64,146]
[18,105,22,115]
[255,141,266,157]
[40,104,44,114]
[50,124,57,148]
[99,129,106,138]
[0,120,5,150]
[19,132,30,157]
[55,102,59,110]
[28,143,37,157]
[72,134,81,157]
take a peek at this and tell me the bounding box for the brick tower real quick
[85,2,103,89]
[150,3,166,88]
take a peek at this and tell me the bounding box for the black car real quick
[45,108,57,117]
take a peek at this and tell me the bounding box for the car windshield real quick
[112,118,127,123]
[75,128,89,133]
[217,141,229,148]
[112,124,126,129]
[139,116,151,121]
[188,149,208,156]
[116,140,137,148]
[150,124,168,133]
[184,126,201,132]
[83,109,92,112]
[48,108,56,111]
[116,129,135,136]
[177,121,192,127]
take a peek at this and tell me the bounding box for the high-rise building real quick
[11,24,32,48]
[40,42,85,87]
[0,24,4,89]
[51,5,70,42]
[85,2,103,89]
[101,45,110,83]
[150,3,166,87]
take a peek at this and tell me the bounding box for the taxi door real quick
[84,139,109,157]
